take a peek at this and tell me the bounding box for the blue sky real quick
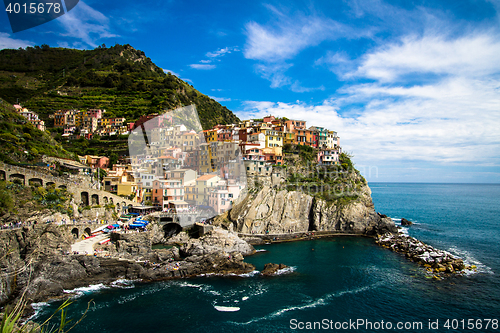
[1,0,500,183]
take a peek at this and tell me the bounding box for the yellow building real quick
[98,118,110,128]
[195,174,220,205]
[117,181,139,201]
[265,129,283,148]
[283,132,295,145]
[184,181,197,204]
[207,129,218,143]
[199,143,213,174]
[74,112,83,127]
[181,130,198,152]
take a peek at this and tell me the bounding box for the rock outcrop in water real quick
[260,263,289,276]
[375,232,475,277]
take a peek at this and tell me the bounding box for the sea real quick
[33,183,500,332]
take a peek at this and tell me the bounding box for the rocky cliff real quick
[0,225,254,308]
[229,153,396,236]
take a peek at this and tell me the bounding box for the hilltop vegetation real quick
[0,97,74,164]
[0,44,239,129]
[282,145,366,205]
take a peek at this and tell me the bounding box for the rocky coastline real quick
[375,231,476,278]
[0,166,471,317]
[0,224,257,314]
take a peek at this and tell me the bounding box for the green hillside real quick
[0,97,74,164]
[0,44,239,130]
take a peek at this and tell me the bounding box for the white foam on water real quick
[117,294,138,304]
[214,305,240,312]
[234,270,260,277]
[448,246,493,275]
[273,266,296,275]
[175,281,203,288]
[110,279,135,289]
[173,280,221,296]
[254,249,267,252]
[25,301,50,323]
[398,227,409,236]
[242,296,249,301]
[63,283,108,298]
[231,282,382,325]
[116,283,168,305]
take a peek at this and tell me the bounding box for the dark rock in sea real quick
[261,263,289,276]
[375,232,474,277]
[401,218,412,226]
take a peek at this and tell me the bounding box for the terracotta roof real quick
[196,174,218,181]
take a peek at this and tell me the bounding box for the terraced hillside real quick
[0,44,239,130]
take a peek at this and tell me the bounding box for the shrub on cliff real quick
[0,181,14,215]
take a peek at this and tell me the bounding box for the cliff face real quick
[230,185,394,235]
[0,225,74,304]
[230,157,396,236]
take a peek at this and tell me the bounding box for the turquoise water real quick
[35,183,500,332]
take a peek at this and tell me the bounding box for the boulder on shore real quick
[180,227,255,257]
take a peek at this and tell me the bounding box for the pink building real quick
[263,115,275,123]
[88,109,103,119]
[317,148,341,165]
[88,155,109,169]
[208,181,241,214]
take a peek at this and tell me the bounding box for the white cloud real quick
[163,69,180,77]
[316,51,356,79]
[290,81,325,93]
[237,91,500,168]
[351,33,500,81]
[237,31,500,169]
[57,1,118,48]
[189,64,216,70]
[255,63,293,88]
[208,96,232,102]
[243,6,370,90]
[244,11,351,62]
[0,33,33,49]
[206,46,238,58]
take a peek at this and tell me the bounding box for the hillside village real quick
[11,104,342,216]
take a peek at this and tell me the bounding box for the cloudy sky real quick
[1,0,499,183]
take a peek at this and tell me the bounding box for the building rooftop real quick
[197,174,218,181]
